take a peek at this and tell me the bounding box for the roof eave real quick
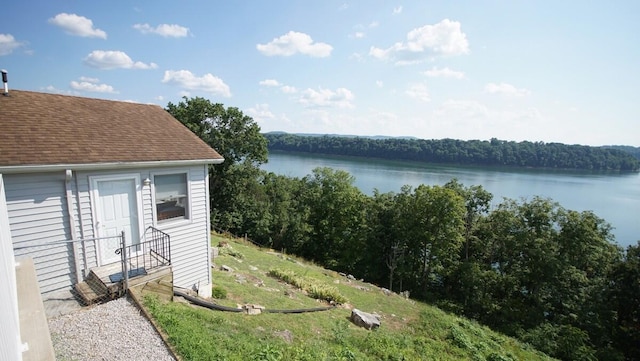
[0,158,225,174]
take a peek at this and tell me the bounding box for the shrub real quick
[211,286,227,299]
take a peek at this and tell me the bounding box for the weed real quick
[268,268,347,304]
[212,286,228,299]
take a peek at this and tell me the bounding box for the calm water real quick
[262,151,640,248]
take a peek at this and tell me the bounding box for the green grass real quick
[142,233,555,361]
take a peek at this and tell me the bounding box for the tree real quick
[608,241,640,360]
[166,97,268,231]
[395,185,465,299]
[300,167,369,271]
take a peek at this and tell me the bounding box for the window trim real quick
[151,170,192,228]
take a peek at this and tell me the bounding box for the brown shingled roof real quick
[0,90,223,167]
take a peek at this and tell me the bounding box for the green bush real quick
[211,286,227,299]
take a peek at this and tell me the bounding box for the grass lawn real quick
[142,233,554,360]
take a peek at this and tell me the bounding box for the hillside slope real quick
[143,233,555,360]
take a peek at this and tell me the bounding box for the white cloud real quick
[299,87,354,108]
[370,19,469,63]
[133,23,190,38]
[257,31,332,57]
[48,13,107,39]
[406,84,431,102]
[484,82,530,97]
[84,50,158,70]
[259,79,280,87]
[246,103,275,122]
[393,6,403,14]
[79,76,99,83]
[42,85,77,95]
[70,77,116,93]
[376,80,384,88]
[281,85,297,94]
[353,32,365,39]
[423,66,464,79]
[0,34,23,56]
[162,69,231,97]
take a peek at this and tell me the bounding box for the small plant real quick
[268,268,347,304]
[211,286,227,299]
[219,245,245,259]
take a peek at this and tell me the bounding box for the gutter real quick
[0,158,224,174]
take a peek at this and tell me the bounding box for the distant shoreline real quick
[264,133,640,173]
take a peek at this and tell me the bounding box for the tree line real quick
[264,133,640,172]
[167,97,640,361]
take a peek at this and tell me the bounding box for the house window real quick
[155,173,189,222]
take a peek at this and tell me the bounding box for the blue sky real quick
[2,1,638,146]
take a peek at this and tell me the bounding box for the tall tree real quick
[166,97,268,230]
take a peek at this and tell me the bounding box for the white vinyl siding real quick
[4,173,75,294]
[4,164,211,296]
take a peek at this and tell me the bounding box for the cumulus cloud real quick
[484,82,530,97]
[84,50,157,70]
[246,103,275,122]
[369,19,469,64]
[299,87,354,108]
[48,13,107,39]
[423,66,464,79]
[133,23,190,38]
[406,84,431,102]
[257,31,332,57]
[162,69,231,97]
[259,79,280,87]
[0,34,23,56]
[281,85,297,94]
[70,77,116,93]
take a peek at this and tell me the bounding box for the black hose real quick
[173,289,336,314]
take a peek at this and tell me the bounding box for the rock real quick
[249,265,258,271]
[347,274,356,280]
[243,304,265,315]
[355,285,370,292]
[381,288,393,296]
[273,329,294,343]
[350,309,381,330]
[221,264,233,272]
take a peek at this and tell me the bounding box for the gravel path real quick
[48,297,176,361]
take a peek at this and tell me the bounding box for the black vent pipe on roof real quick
[2,69,7,96]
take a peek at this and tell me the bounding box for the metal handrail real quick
[115,226,171,292]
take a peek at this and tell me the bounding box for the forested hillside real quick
[264,133,640,172]
[167,97,640,361]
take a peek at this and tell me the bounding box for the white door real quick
[95,178,141,265]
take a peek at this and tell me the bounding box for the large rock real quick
[350,309,381,330]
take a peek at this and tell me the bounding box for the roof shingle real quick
[0,90,223,167]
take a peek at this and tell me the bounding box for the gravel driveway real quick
[48,297,176,361]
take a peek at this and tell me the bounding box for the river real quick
[261,151,640,248]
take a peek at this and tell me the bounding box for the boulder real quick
[350,309,381,330]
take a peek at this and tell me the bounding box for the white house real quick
[0,90,224,299]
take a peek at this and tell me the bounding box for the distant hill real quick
[263,133,640,172]
[602,145,640,160]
